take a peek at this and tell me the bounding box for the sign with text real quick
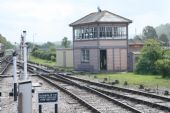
[38,92,58,103]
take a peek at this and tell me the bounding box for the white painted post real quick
[13,51,17,101]
[23,31,28,80]
[13,52,17,83]
[20,35,23,61]
[18,30,32,113]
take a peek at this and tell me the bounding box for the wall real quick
[74,48,99,72]
[56,49,73,67]
[74,39,128,72]
[128,44,143,53]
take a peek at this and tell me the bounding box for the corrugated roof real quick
[70,10,132,26]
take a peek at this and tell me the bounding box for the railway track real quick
[0,55,12,75]
[63,75,170,101]
[39,75,139,113]
[49,74,170,113]
[26,62,170,112]
[60,75,170,106]
[25,64,142,113]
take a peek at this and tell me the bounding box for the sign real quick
[38,92,58,103]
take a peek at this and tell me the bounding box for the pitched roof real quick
[70,10,132,26]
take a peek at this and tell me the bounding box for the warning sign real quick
[38,92,58,103]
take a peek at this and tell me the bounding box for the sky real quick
[0,0,170,44]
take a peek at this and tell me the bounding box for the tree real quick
[159,34,169,46]
[136,39,162,74]
[0,34,7,43]
[142,26,158,40]
[134,35,142,40]
[0,34,14,49]
[155,59,170,78]
[155,23,170,41]
[61,37,71,48]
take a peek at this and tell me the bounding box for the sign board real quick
[38,92,58,104]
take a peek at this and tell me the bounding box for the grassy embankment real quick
[29,55,73,71]
[94,73,170,88]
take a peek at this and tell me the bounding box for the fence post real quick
[55,104,58,113]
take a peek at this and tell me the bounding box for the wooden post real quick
[18,93,23,113]
[14,83,17,101]
[55,104,58,113]
[39,105,42,113]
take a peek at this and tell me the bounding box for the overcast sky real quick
[0,0,170,44]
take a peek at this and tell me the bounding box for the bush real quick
[155,59,170,77]
[51,55,55,61]
[136,39,162,74]
[31,49,56,61]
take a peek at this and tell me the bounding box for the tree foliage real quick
[61,37,71,48]
[0,34,14,49]
[30,41,57,61]
[136,38,170,77]
[41,41,56,50]
[31,49,56,61]
[134,35,142,40]
[136,39,162,74]
[142,26,158,40]
[0,34,7,43]
[159,34,169,46]
[155,23,170,41]
[155,59,170,77]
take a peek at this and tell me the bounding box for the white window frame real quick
[81,49,90,63]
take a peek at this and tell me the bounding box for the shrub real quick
[155,59,170,77]
[136,39,162,74]
[51,55,55,61]
[31,49,56,61]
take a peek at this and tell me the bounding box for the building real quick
[56,48,73,67]
[70,9,132,72]
[128,38,144,71]
[128,38,144,53]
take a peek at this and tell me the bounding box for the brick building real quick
[128,38,144,71]
[70,10,132,72]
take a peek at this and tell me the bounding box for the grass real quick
[29,56,56,67]
[94,73,170,88]
[29,55,73,72]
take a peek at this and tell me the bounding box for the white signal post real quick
[18,30,32,113]
[23,31,28,80]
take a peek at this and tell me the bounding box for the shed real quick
[56,48,73,67]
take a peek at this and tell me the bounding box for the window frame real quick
[81,49,90,63]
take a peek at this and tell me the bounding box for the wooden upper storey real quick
[70,10,132,41]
